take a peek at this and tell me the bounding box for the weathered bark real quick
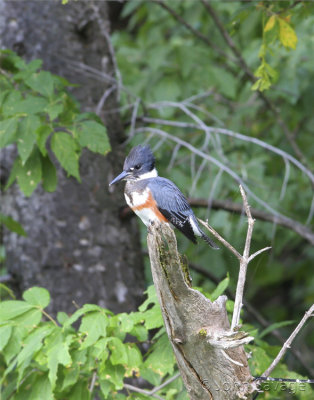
[147,223,256,400]
[0,0,145,314]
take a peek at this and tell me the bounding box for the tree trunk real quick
[147,223,256,400]
[0,0,145,314]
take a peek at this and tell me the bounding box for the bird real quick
[109,145,219,249]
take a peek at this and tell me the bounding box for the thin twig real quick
[89,371,97,393]
[197,218,241,260]
[91,1,123,101]
[129,98,141,139]
[150,372,181,394]
[95,85,116,116]
[231,185,255,330]
[262,304,314,378]
[155,0,235,63]
[248,247,272,262]
[201,0,255,81]
[124,373,181,400]
[124,384,165,400]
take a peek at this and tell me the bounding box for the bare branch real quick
[134,126,303,225]
[129,97,141,139]
[140,114,314,185]
[95,85,116,116]
[89,371,97,393]
[197,218,242,260]
[91,1,123,101]
[248,247,272,262]
[150,372,181,394]
[231,185,255,330]
[262,304,314,378]
[124,383,165,400]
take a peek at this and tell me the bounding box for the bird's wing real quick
[148,178,197,243]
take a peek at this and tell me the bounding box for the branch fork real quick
[199,185,272,331]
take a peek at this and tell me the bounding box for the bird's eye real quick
[134,164,141,170]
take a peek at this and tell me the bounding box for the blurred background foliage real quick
[109,0,314,374]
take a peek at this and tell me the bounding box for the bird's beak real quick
[109,170,128,186]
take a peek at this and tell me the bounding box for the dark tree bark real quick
[0,0,145,314]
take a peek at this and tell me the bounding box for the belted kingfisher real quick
[109,145,219,249]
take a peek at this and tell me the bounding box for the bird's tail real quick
[200,230,220,249]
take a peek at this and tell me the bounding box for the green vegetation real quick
[1,284,312,399]
[0,50,110,196]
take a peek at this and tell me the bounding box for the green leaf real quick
[264,15,276,32]
[41,156,57,192]
[51,131,80,180]
[63,304,105,327]
[2,326,24,364]
[125,343,142,369]
[13,307,43,328]
[46,329,72,389]
[0,300,33,321]
[279,18,297,49]
[142,306,163,330]
[23,287,50,308]
[17,325,53,368]
[2,91,23,117]
[9,96,48,116]
[117,313,134,332]
[258,320,295,339]
[0,214,26,236]
[4,157,20,190]
[144,333,175,376]
[45,100,64,121]
[79,311,108,349]
[25,71,54,98]
[36,125,52,156]
[0,118,18,148]
[99,378,114,399]
[29,374,53,400]
[108,337,128,365]
[210,274,229,301]
[0,325,12,351]
[76,120,111,155]
[100,361,125,390]
[17,115,41,164]
[59,364,80,391]
[139,285,159,312]
[68,380,91,400]
[129,324,148,342]
[16,149,42,196]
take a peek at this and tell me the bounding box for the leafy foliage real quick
[0,50,110,197]
[0,285,312,399]
[0,285,184,400]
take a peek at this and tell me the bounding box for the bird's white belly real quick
[124,189,166,227]
[133,207,160,227]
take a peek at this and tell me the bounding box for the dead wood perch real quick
[147,223,257,400]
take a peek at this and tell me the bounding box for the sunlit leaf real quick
[279,18,298,49]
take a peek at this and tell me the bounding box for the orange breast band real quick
[132,191,168,222]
